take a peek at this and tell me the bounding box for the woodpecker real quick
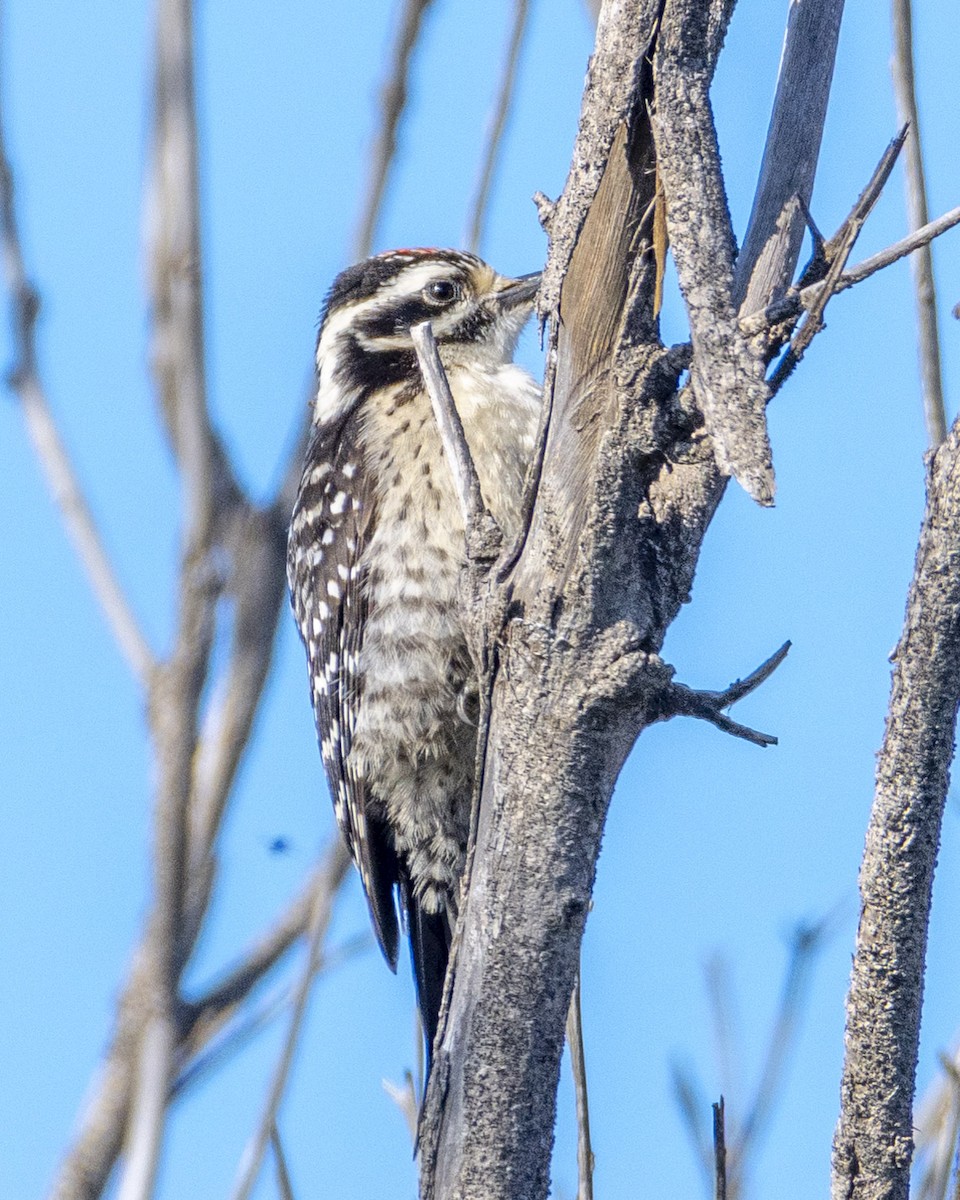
[288,249,540,1057]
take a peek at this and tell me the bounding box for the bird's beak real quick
[492,271,541,312]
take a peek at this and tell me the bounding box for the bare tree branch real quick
[733,0,845,314]
[833,207,960,299]
[464,0,531,255]
[565,971,595,1200]
[735,918,831,1164]
[662,641,790,747]
[182,839,352,1055]
[270,1125,296,1200]
[116,1015,175,1200]
[676,912,837,1199]
[891,0,947,447]
[230,867,345,1200]
[49,951,149,1200]
[182,504,291,939]
[48,843,351,1197]
[117,2,221,1191]
[45,0,323,1190]
[0,94,155,688]
[420,10,665,1187]
[534,1,658,322]
[352,0,436,260]
[831,417,960,1200]
[177,923,367,1099]
[652,0,773,505]
[767,127,907,396]
[145,0,231,533]
[739,205,960,339]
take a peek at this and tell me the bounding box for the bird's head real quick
[313,248,540,425]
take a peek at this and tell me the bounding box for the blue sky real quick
[2,2,959,1198]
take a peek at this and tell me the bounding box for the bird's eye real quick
[423,279,458,306]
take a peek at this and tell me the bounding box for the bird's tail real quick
[406,893,452,1074]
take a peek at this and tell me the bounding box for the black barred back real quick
[286,412,400,966]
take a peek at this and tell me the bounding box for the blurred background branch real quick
[891,0,947,448]
[352,0,436,260]
[673,916,834,1200]
[464,0,530,254]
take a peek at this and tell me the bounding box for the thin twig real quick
[175,980,293,1099]
[0,103,155,688]
[839,207,960,298]
[183,505,291,934]
[175,932,369,1099]
[146,0,221,536]
[713,1098,727,1200]
[464,0,531,254]
[229,868,342,1200]
[383,1071,420,1144]
[704,954,739,1115]
[181,840,353,1055]
[891,0,947,447]
[740,205,960,339]
[671,1062,714,1185]
[410,320,502,560]
[768,128,907,396]
[352,0,436,260]
[271,1124,296,1200]
[565,971,595,1200]
[735,917,832,1161]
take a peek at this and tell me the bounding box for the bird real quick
[287,248,540,1061]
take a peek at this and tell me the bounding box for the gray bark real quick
[831,420,960,1200]
[418,1,845,1196]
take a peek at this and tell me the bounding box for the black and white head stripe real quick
[318,248,483,329]
[313,248,498,425]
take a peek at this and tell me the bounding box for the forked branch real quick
[663,642,791,748]
[768,127,908,394]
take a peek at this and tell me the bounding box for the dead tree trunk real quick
[419,0,855,1195]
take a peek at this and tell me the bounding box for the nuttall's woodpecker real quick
[287,249,540,1056]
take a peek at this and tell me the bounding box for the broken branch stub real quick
[653,0,775,505]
